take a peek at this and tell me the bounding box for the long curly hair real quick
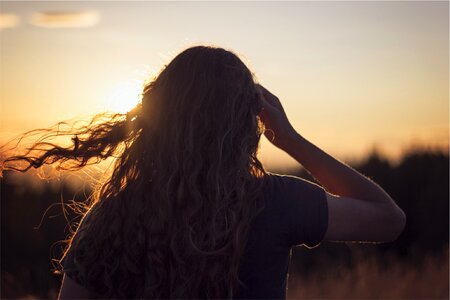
[1,45,268,298]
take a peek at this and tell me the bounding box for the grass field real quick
[288,246,449,299]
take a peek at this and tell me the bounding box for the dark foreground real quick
[1,149,448,299]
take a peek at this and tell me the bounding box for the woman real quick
[1,45,406,299]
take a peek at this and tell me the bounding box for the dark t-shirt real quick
[233,173,328,299]
[61,173,328,299]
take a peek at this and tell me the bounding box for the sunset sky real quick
[0,1,448,169]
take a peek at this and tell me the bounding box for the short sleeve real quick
[269,173,328,248]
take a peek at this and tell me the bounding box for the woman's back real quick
[60,173,328,298]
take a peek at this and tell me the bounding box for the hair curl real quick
[1,45,267,298]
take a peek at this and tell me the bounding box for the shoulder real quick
[58,273,92,300]
[69,206,97,245]
[260,172,328,248]
[59,206,98,282]
[263,172,326,198]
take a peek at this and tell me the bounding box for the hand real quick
[256,84,297,149]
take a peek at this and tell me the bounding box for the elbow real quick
[385,208,407,242]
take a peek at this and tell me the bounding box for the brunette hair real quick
[1,45,267,298]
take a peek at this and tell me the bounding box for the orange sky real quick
[0,1,448,169]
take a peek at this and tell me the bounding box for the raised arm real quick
[256,84,406,243]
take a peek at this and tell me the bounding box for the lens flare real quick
[106,81,142,114]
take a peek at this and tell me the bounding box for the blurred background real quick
[0,1,448,299]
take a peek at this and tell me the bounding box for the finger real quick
[256,84,276,108]
[259,95,278,114]
[258,106,268,122]
[257,84,284,111]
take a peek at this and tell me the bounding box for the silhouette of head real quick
[133,45,264,167]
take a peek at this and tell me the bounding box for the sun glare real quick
[106,81,143,114]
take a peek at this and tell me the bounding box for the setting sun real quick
[105,81,143,114]
[0,2,447,299]
[0,1,447,168]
